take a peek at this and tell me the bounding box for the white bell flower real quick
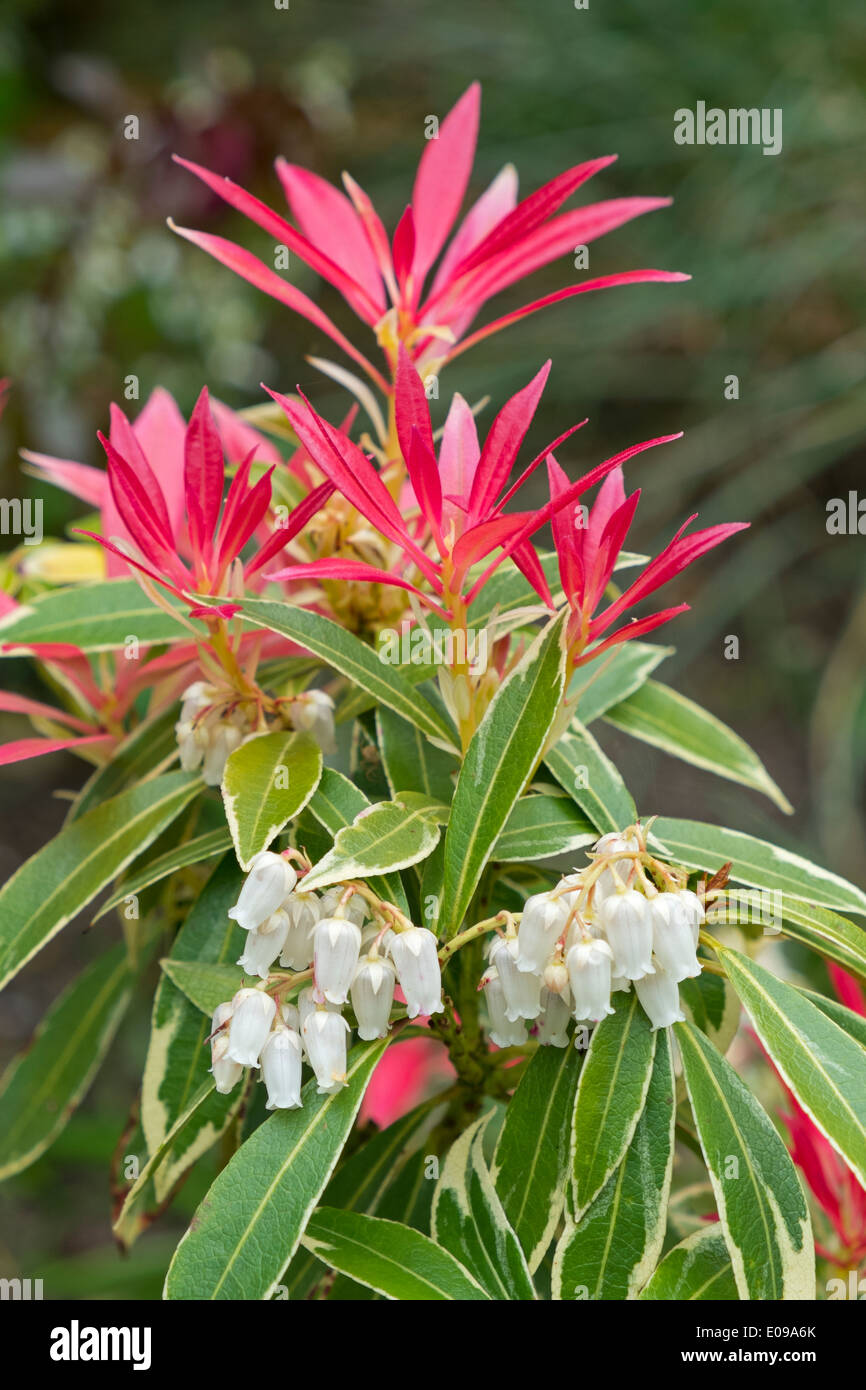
[319,887,367,926]
[635,964,686,1029]
[210,1032,244,1094]
[279,892,320,969]
[351,956,396,1040]
[489,936,542,1021]
[543,959,570,995]
[389,927,443,1019]
[237,908,290,980]
[649,893,702,982]
[516,892,570,973]
[228,851,298,932]
[303,1008,350,1093]
[566,938,615,1022]
[481,969,528,1048]
[261,1024,303,1109]
[290,689,337,754]
[314,916,363,1005]
[225,987,276,1067]
[598,889,655,981]
[535,987,571,1047]
[591,832,641,905]
[675,889,705,945]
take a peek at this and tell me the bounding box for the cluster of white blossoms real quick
[176,682,336,786]
[480,829,705,1046]
[209,849,444,1109]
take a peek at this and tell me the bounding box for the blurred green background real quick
[1,0,864,1296]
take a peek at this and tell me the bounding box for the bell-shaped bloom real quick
[675,889,706,946]
[590,832,641,905]
[634,964,686,1030]
[228,851,297,932]
[288,690,336,755]
[389,926,443,1019]
[567,938,615,1022]
[517,892,570,974]
[261,1024,303,1109]
[489,936,543,1021]
[313,916,363,1005]
[210,1032,244,1095]
[535,987,572,1047]
[649,893,702,981]
[351,956,396,1040]
[481,969,528,1049]
[279,893,321,970]
[303,1007,351,1094]
[319,888,368,926]
[225,987,276,1067]
[547,456,748,666]
[171,84,687,386]
[237,909,291,980]
[598,889,655,981]
[265,353,681,618]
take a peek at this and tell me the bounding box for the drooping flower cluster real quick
[175,680,335,786]
[481,827,705,1046]
[210,850,443,1107]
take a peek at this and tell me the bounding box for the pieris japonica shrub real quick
[1,83,864,1303]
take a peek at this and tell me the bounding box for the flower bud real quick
[634,964,686,1030]
[237,908,290,980]
[481,969,528,1048]
[303,1007,350,1093]
[351,956,396,1040]
[261,1025,303,1109]
[179,681,214,723]
[176,718,207,772]
[566,938,615,1022]
[314,917,363,1005]
[649,894,701,982]
[543,959,570,995]
[489,936,542,1021]
[598,889,655,980]
[535,987,571,1047]
[279,892,320,969]
[290,690,336,754]
[297,985,341,1038]
[389,927,443,1019]
[202,720,244,786]
[225,987,276,1067]
[516,893,570,973]
[228,851,298,932]
[210,1032,243,1094]
[319,887,367,926]
[591,832,641,905]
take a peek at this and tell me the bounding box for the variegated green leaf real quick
[708,891,866,981]
[652,818,866,915]
[572,991,656,1216]
[0,578,190,652]
[571,641,671,725]
[306,768,409,911]
[240,599,458,752]
[164,1039,388,1300]
[302,798,440,891]
[141,856,246,1205]
[113,1077,217,1248]
[439,613,567,937]
[718,946,866,1187]
[545,717,636,834]
[376,705,457,804]
[93,827,232,920]
[432,1116,535,1299]
[638,1225,738,1301]
[675,1019,815,1300]
[0,771,200,994]
[0,943,134,1181]
[491,793,596,862]
[302,1207,489,1301]
[554,1028,675,1299]
[492,1042,581,1272]
[221,729,322,870]
[68,702,179,821]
